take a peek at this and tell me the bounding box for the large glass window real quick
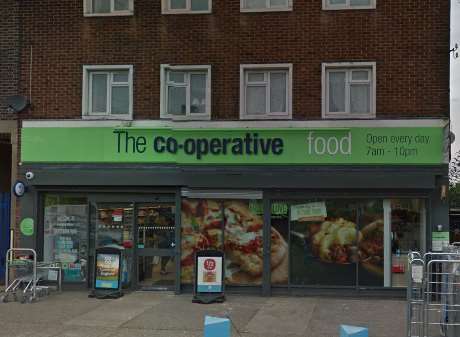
[288,199,384,287]
[180,199,264,286]
[390,199,425,287]
[43,195,88,282]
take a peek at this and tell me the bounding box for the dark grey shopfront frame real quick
[20,164,449,296]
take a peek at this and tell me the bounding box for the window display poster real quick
[432,231,450,252]
[95,253,120,289]
[197,256,223,293]
[290,202,327,221]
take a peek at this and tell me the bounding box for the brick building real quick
[15,1,450,295]
[0,0,20,281]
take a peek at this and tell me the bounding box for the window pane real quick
[181,199,223,284]
[111,86,129,114]
[328,72,345,113]
[352,70,369,81]
[271,201,289,285]
[114,0,130,11]
[246,86,266,115]
[350,0,371,5]
[270,72,287,113]
[113,71,129,83]
[247,72,265,83]
[191,0,209,11]
[270,0,288,7]
[91,74,108,113]
[224,200,264,286]
[43,195,88,282]
[329,0,346,4]
[168,71,185,84]
[93,0,111,13]
[190,73,207,114]
[350,84,370,114]
[170,0,187,9]
[244,0,267,9]
[168,86,186,115]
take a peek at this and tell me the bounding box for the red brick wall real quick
[18,0,450,121]
[0,0,20,119]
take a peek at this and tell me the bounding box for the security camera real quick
[25,171,34,180]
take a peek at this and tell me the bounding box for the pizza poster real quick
[95,253,120,289]
[197,257,223,293]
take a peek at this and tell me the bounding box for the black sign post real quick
[193,250,225,304]
[89,247,123,299]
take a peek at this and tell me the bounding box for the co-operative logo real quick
[306,131,352,155]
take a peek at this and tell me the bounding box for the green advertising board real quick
[21,126,445,165]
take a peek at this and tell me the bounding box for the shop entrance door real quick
[136,203,176,290]
[95,203,135,288]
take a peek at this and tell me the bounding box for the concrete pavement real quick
[0,291,406,337]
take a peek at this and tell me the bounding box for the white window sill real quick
[162,10,212,15]
[323,113,376,119]
[240,114,292,120]
[161,115,212,121]
[240,7,293,13]
[84,12,134,17]
[322,6,376,11]
[82,115,133,121]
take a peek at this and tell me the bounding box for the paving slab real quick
[244,297,317,335]
[0,291,406,337]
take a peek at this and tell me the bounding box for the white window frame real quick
[83,0,134,17]
[240,64,293,120]
[240,0,293,12]
[322,62,376,119]
[161,0,212,14]
[160,65,211,120]
[322,0,376,10]
[82,65,134,120]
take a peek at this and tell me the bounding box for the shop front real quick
[17,120,449,295]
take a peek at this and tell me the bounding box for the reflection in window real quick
[43,195,88,282]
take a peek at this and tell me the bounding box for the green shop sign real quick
[21,126,445,165]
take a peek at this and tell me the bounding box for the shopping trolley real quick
[0,248,62,304]
[407,245,460,337]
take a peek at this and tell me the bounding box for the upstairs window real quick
[160,65,211,120]
[240,64,292,120]
[323,0,375,10]
[322,62,376,119]
[84,0,134,16]
[82,65,133,119]
[162,0,212,14]
[241,0,292,12]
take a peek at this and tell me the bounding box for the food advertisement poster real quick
[289,199,384,287]
[197,257,223,293]
[95,253,120,289]
[182,199,281,285]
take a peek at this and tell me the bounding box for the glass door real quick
[95,203,134,288]
[136,203,176,289]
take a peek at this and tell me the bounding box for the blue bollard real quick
[339,325,368,337]
[204,316,231,337]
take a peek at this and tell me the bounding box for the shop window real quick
[322,62,376,119]
[180,199,264,286]
[390,199,425,288]
[241,0,293,12]
[270,201,289,285]
[162,0,212,14]
[43,195,88,283]
[288,199,384,287]
[323,0,375,10]
[84,0,134,16]
[160,65,211,120]
[240,64,293,120]
[82,65,133,120]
